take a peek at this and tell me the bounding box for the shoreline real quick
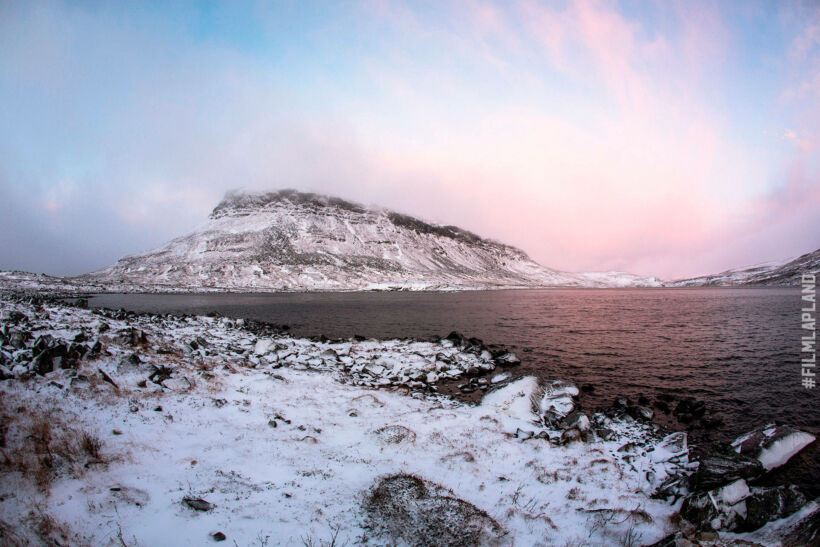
[0,294,816,545]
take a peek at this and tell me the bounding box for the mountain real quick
[671,249,820,287]
[81,189,662,291]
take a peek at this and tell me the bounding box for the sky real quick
[0,0,818,280]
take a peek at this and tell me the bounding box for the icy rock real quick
[731,424,816,471]
[490,372,510,384]
[740,485,808,532]
[481,376,540,434]
[425,372,438,384]
[563,411,590,432]
[627,405,654,421]
[691,443,764,490]
[560,428,583,445]
[650,432,688,463]
[183,496,215,512]
[494,351,521,366]
[536,379,578,422]
[681,479,751,532]
[254,338,275,355]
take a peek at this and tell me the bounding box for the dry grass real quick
[0,398,108,494]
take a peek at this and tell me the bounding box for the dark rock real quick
[560,428,583,444]
[738,485,808,532]
[183,496,214,511]
[563,411,590,431]
[32,351,54,375]
[493,352,521,366]
[691,442,764,490]
[211,531,226,542]
[613,396,628,410]
[597,428,615,441]
[127,353,141,366]
[8,330,30,349]
[119,328,148,346]
[445,331,466,346]
[674,398,706,420]
[73,331,87,343]
[627,405,654,421]
[781,504,820,547]
[653,400,670,414]
[732,424,816,472]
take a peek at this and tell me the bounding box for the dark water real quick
[88,288,819,494]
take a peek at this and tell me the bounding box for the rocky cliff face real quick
[83,189,661,291]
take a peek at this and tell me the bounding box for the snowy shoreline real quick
[0,295,816,546]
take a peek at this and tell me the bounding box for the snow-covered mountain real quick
[81,189,661,291]
[671,249,820,287]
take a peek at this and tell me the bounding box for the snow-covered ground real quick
[0,296,693,546]
[1,296,815,546]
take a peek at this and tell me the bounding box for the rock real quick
[613,396,628,410]
[490,372,510,384]
[536,379,578,423]
[597,428,615,441]
[739,485,808,532]
[445,331,465,346]
[563,411,590,432]
[120,328,148,346]
[650,432,688,463]
[561,428,582,444]
[674,398,706,422]
[681,479,750,532]
[515,428,534,440]
[731,424,816,471]
[691,442,764,491]
[494,351,521,366]
[183,496,214,511]
[653,400,670,414]
[780,504,820,547]
[211,531,226,542]
[627,405,654,421]
[254,338,275,355]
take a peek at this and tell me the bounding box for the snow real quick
[0,296,690,545]
[756,431,816,471]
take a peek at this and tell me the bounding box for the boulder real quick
[493,352,521,367]
[739,485,808,532]
[681,479,750,532]
[674,398,706,422]
[560,428,583,444]
[627,405,654,421]
[691,442,764,491]
[563,411,590,432]
[731,424,816,471]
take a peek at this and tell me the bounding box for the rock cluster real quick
[668,424,817,539]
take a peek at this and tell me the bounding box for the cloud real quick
[0,1,817,280]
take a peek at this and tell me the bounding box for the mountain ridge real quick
[81,189,662,291]
[0,189,815,293]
